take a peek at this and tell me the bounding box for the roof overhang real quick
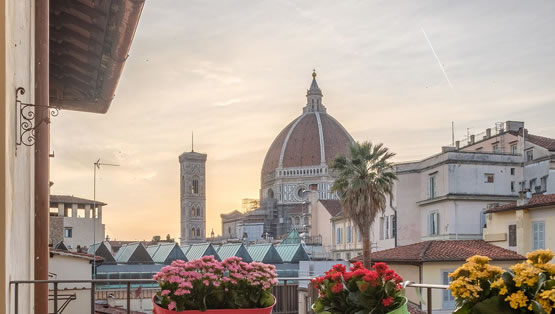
[50,0,145,113]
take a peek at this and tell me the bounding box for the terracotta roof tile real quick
[352,240,524,263]
[319,200,342,217]
[486,194,555,213]
[508,130,555,151]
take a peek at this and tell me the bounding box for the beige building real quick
[352,240,524,314]
[484,193,555,255]
[0,0,144,312]
[48,249,102,313]
[49,195,107,251]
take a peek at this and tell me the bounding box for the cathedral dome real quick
[261,72,354,180]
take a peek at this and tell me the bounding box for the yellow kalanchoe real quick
[505,290,528,309]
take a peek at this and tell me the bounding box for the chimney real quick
[469,135,475,144]
[486,128,491,138]
[442,146,456,153]
[455,141,460,149]
[517,189,532,207]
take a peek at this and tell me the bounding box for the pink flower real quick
[168,301,176,310]
[161,290,170,296]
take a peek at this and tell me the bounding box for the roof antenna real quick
[191,131,194,152]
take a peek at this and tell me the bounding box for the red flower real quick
[343,271,353,281]
[373,262,388,275]
[382,296,394,307]
[362,270,379,284]
[331,282,343,293]
[332,264,346,273]
[350,261,363,271]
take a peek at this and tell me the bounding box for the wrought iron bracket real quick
[15,87,60,147]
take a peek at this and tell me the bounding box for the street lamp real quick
[92,159,119,279]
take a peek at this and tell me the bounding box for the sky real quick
[50,1,555,241]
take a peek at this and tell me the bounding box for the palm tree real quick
[331,141,397,268]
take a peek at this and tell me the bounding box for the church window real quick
[191,208,195,216]
[268,189,274,199]
[197,227,201,238]
[196,206,201,216]
[295,217,300,225]
[191,227,196,237]
[192,178,199,194]
[288,217,292,225]
[228,227,232,236]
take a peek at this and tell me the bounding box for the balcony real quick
[10,278,447,314]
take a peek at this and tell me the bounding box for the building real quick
[484,193,555,255]
[259,71,355,238]
[179,150,207,244]
[242,198,260,212]
[49,195,107,251]
[48,248,103,314]
[220,210,245,239]
[1,1,144,312]
[351,240,524,313]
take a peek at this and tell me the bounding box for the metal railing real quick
[10,278,448,314]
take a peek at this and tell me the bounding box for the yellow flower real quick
[505,290,528,309]
[499,287,508,295]
[526,249,554,266]
[536,295,553,314]
[467,255,491,265]
[539,289,555,302]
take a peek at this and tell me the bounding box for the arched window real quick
[191,177,199,194]
[191,208,195,216]
[197,227,201,238]
[304,216,309,226]
[295,216,300,225]
[267,188,274,199]
[288,217,292,225]
[228,226,232,235]
[191,227,196,237]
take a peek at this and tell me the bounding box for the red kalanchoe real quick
[373,262,388,275]
[331,282,344,293]
[382,296,394,307]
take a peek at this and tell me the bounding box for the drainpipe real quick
[34,0,50,313]
[390,198,397,248]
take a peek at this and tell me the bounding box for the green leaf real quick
[534,273,547,297]
[453,302,472,314]
[259,292,274,308]
[531,300,547,314]
[470,296,511,314]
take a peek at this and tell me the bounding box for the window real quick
[287,217,292,225]
[511,181,515,192]
[192,179,199,194]
[345,253,351,260]
[530,179,537,192]
[492,144,499,153]
[77,208,86,218]
[295,216,300,225]
[228,226,232,236]
[532,222,545,250]
[485,173,494,183]
[64,228,73,238]
[64,207,73,217]
[191,227,196,238]
[442,270,456,309]
[480,209,487,230]
[428,175,437,199]
[526,149,534,161]
[196,207,201,217]
[391,215,397,238]
[191,208,195,216]
[429,212,439,236]
[511,144,518,155]
[379,217,385,240]
[336,228,342,244]
[335,253,341,260]
[385,216,389,239]
[540,176,547,192]
[197,227,201,238]
[508,224,517,247]
[346,226,352,243]
[510,168,515,175]
[49,207,59,216]
[303,216,309,226]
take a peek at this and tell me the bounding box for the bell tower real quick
[179,148,207,245]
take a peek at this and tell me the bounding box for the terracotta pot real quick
[152,295,275,314]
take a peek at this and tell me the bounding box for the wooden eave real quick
[49,0,144,113]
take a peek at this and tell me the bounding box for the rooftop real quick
[352,240,524,263]
[319,200,342,217]
[50,195,107,206]
[486,193,555,213]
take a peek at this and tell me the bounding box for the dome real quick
[261,72,354,179]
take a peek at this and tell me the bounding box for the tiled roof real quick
[261,113,353,177]
[50,248,104,261]
[351,240,524,263]
[486,194,555,213]
[50,194,107,206]
[319,200,342,217]
[508,130,555,151]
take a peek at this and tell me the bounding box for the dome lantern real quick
[304,70,326,113]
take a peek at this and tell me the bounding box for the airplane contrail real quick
[421,27,454,89]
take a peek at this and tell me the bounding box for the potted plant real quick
[152,256,277,313]
[448,249,554,314]
[311,262,409,314]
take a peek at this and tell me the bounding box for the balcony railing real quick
[10,278,449,314]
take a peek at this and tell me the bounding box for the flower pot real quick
[152,295,276,314]
[386,297,409,314]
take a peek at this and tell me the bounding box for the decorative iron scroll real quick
[15,87,59,147]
